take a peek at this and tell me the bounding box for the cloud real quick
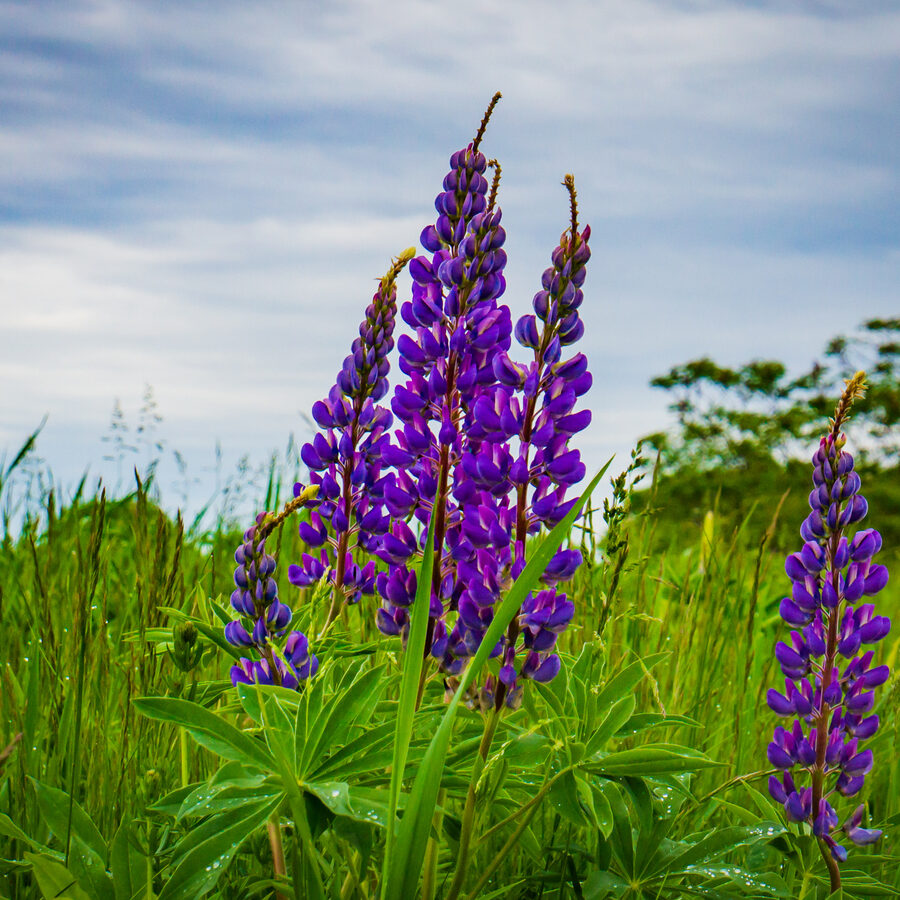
[1,0,899,516]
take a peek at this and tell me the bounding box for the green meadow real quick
[1,417,897,898]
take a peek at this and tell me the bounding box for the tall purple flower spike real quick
[225,491,320,689]
[288,251,413,625]
[766,372,888,889]
[375,94,512,666]
[375,94,593,711]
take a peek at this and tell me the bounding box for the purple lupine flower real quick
[288,252,413,625]
[373,100,593,713]
[766,372,889,886]
[376,97,512,662]
[445,175,592,703]
[226,501,319,689]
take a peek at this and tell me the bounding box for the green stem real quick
[290,821,304,900]
[464,786,544,900]
[817,838,841,894]
[287,792,326,899]
[444,709,501,900]
[421,788,446,900]
[179,728,189,787]
[267,813,290,900]
[798,867,811,900]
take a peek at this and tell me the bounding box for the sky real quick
[2,0,899,521]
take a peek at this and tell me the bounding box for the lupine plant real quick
[373,95,592,720]
[767,371,891,891]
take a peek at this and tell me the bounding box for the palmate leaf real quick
[0,812,52,853]
[134,696,274,771]
[157,796,281,900]
[382,462,611,900]
[549,769,594,829]
[261,693,296,774]
[176,781,280,822]
[593,652,668,713]
[166,798,278,868]
[658,822,787,878]
[613,712,700,739]
[584,694,636,757]
[310,719,398,780]
[237,682,302,723]
[147,783,204,818]
[298,661,388,775]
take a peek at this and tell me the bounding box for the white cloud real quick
[1,0,899,519]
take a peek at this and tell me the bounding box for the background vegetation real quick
[1,318,897,899]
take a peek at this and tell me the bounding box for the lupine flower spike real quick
[289,250,414,626]
[225,487,321,689]
[767,371,890,891]
[376,93,511,681]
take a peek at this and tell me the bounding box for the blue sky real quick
[2,0,899,518]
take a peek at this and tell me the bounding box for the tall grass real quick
[1,451,897,898]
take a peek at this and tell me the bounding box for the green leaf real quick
[549,770,592,829]
[236,682,301,724]
[679,864,791,896]
[603,782,635,879]
[157,796,279,900]
[109,819,144,900]
[594,653,668,713]
[584,744,721,777]
[501,731,553,767]
[612,712,699,738]
[146,783,204,817]
[382,462,611,900]
[584,694,636,758]
[620,776,653,837]
[589,782,614,839]
[30,779,113,900]
[24,852,93,900]
[311,720,398,780]
[261,692,296,775]
[304,781,395,828]
[0,812,47,851]
[177,780,279,822]
[660,822,786,877]
[583,867,630,899]
[134,697,274,771]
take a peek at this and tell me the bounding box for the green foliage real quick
[1,444,898,898]
[646,318,900,470]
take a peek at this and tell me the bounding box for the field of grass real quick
[1,452,897,899]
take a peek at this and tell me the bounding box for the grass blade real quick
[380,503,437,886]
